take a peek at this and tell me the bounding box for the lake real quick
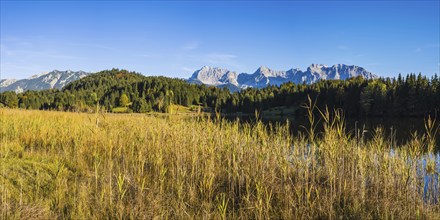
[223,114,440,148]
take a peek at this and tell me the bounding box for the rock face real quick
[1,70,91,93]
[188,64,377,90]
[188,66,241,91]
[188,66,239,86]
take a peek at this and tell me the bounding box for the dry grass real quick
[0,107,439,219]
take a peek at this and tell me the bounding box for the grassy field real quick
[112,104,203,114]
[111,107,130,113]
[1,107,439,219]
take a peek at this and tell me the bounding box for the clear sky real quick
[1,1,439,79]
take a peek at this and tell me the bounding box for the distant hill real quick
[0,69,229,113]
[0,70,91,93]
[188,64,377,91]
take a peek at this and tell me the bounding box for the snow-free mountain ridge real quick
[188,64,377,91]
[1,70,91,93]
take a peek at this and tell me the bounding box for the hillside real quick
[0,69,229,113]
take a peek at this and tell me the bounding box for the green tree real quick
[133,98,151,113]
[359,80,386,116]
[119,93,130,107]
[0,91,19,108]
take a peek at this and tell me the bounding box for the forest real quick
[1,69,439,117]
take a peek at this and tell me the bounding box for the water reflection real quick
[224,115,440,148]
[420,153,440,204]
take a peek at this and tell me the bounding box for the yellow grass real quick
[111,107,130,113]
[0,108,439,219]
[169,104,194,114]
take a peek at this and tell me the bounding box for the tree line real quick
[1,69,439,117]
[221,73,440,117]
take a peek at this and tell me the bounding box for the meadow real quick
[1,106,439,219]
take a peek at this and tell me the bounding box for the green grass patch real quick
[168,104,193,114]
[111,107,129,113]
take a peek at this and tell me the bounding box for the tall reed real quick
[0,108,439,219]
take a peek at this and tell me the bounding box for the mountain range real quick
[1,64,377,93]
[0,70,90,93]
[188,64,377,91]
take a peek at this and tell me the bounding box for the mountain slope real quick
[188,64,377,89]
[0,70,90,93]
[188,66,241,92]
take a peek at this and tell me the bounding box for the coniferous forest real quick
[0,69,439,117]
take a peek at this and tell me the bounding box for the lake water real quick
[224,115,440,148]
[420,153,440,204]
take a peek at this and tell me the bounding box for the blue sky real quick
[1,1,439,79]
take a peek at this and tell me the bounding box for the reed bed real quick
[0,107,439,219]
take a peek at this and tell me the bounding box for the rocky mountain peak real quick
[188,64,377,90]
[189,66,239,87]
[1,70,91,93]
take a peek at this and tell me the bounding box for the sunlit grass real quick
[169,104,195,114]
[111,107,130,113]
[0,107,439,219]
